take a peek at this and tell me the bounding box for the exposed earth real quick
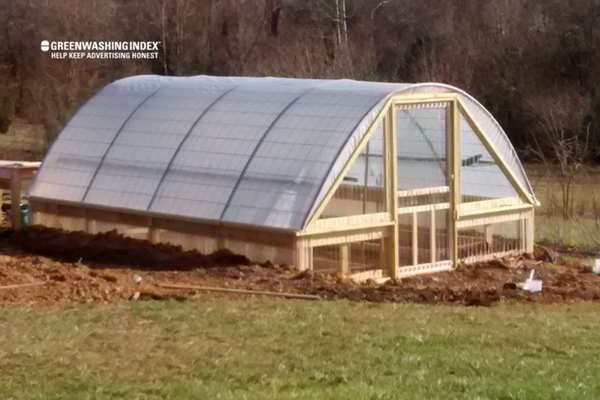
[0,221,599,307]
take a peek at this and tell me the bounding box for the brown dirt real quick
[0,226,599,307]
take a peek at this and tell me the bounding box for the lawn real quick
[1,298,600,399]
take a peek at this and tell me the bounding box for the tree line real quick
[1,0,599,163]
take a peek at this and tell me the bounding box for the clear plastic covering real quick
[396,106,447,190]
[29,76,535,231]
[460,115,518,200]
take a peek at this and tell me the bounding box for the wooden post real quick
[484,224,493,249]
[430,209,436,264]
[85,209,92,234]
[518,217,526,253]
[412,211,418,266]
[30,200,39,226]
[295,238,312,271]
[445,107,453,266]
[148,217,158,243]
[86,218,97,235]
[447,100,461,267]
[526,211,535,253]
[216,225,226,250]
[10,168,21,230]
[384,105,399,278]
[340,243,350,275]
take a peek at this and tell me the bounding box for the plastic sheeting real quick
[29,75,535,231]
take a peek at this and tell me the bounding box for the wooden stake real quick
[340,243,350,275]
[156,283,321,301]
[0,282,46,290]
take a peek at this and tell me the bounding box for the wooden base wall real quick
[31,201,296,266]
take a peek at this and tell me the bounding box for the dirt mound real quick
[0,226,251,269]
[1,227,600,307]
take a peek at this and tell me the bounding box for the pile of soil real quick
[0,226,599,307]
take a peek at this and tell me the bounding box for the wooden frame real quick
[458,203,533,220]
[301,96,459,277]
[306,94,460,228]
[296,92,537,281]
[30,196,295,236]
[397,261,453,278]
[301,213,391,236]
[449,99,461,267]
[385,105,399,278]
[457,100,537,205]
[398,203,450,215]
[31,200,297,266]
[301,226,389,248]
[461,250,523,265]
[398,186,449,198]
[457,209,533,229]
[0,161,40,229]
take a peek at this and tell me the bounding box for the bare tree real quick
[526,90,592,218]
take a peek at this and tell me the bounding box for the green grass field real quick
[2,299,600,399]
[0,149,598,398]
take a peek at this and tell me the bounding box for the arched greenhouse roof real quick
[29,75,535,231]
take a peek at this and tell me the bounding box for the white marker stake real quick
[524,269,542,293]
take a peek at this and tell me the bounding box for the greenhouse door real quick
[395,104,454,275]
[397,187,452,275]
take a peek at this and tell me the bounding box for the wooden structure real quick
[28,76,537,280]
[0,161,40,229]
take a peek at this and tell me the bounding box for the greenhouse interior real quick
[28,75,538,280]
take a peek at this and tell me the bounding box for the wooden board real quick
[30,200,296,266]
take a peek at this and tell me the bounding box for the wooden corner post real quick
[447,100,461,268]
[295,238,312,271]
[384,104,399,278]
[10,168,22,230]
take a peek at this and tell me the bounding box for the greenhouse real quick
[28,75,538,280]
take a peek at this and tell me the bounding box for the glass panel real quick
[222,84,390,230]
[318,124,386,219]
[29,84,160,202]
[149,81,314,220]
[397,209,450,267]
[397,214,413,267]
[434,209,450,262]
[313,245,339,273]
[312,240,384,275]
[84,86,235,210]
[460,115,518,202]
[459,95,533,199]
[414,210,450,265]
[458,220,523,260]
[349,240,384,274]
[396,106,448,190]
